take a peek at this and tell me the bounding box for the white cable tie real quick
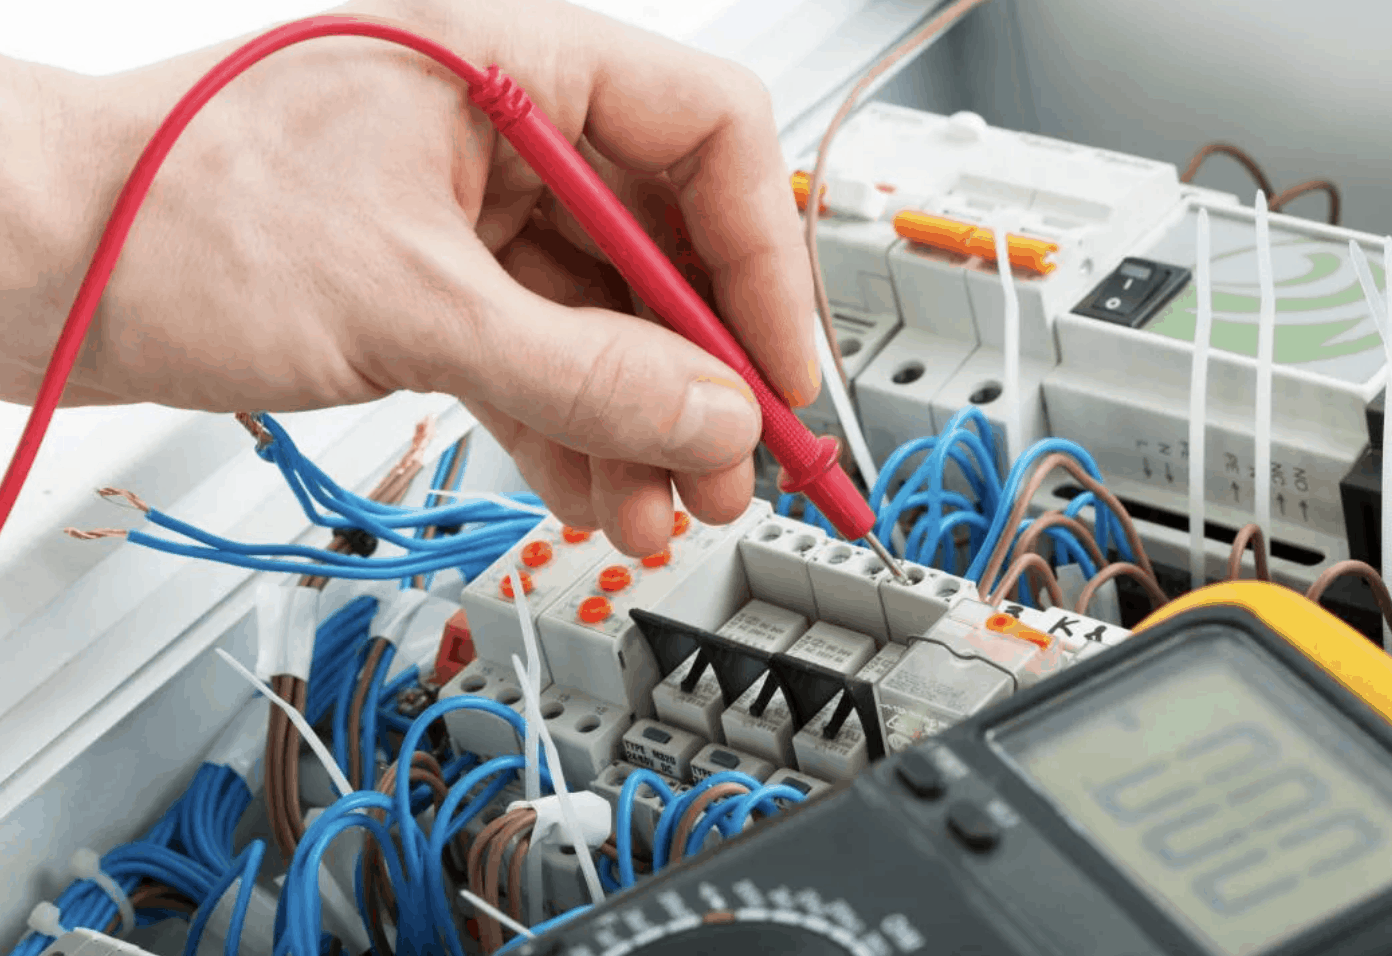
[424,490,548,516]
[1189,209,1214,591]
[71,849,135,938]
[370,588,431,646]
[1252,191,1277,556]
[510,654,605,904]
[215,649,354,798]
[27,903,65,940]
[459,889,534,939]
[994,219,1022,465]
[508,569,542,804]
[506,792,611,850]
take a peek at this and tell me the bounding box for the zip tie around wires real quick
[71,848,135,937]
[27,903,65,940]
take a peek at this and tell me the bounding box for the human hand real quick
[0,0,818,556]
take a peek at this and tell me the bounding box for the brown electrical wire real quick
[1013,511,1107,572]
[1076,562,1167,616]
[987,553,1065,608]
[468,808,538,953]
[348,639,391,790]
[599,838,651,873]
[805,0,990,389]
[978,453,1158,597]
[484,812,536,949]
[1306,560,1392,632]
[264,418,443,861]
[506,835,533,925]
[673,783,751,863]
[101,883,197,935]
[1269,179,1340,226]
[361,751,454,956]
[1180,143,1276,197]
[412,435,471,590]
[1226,523,1271,582]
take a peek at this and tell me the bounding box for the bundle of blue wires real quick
[779,407,1135,606]
[275,695,558,956]
[118,413,544,582]
[8,765,265,956]
[603,770,806,893]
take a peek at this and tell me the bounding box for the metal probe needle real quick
[865,532,908,582]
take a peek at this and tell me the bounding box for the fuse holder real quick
[598,565,632,592]
[499,571,534,599]
[521,540,553,568]
[432,609,476,685]
[561,526,592,544]
[893,210,1058,276]
[790,171,827,215]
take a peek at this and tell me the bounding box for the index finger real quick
[568,11,820,409]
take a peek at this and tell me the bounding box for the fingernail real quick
[674,378,761,467]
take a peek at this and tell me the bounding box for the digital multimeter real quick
[521,583,1392,956]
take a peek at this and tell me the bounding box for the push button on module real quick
[947,799,1001,852]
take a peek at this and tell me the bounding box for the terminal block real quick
[764,767,833,810]
[621,719,706,782]
[689,743,776,784]
[591,761,687,856]
[438,659,525,759]
[536,684,632,791]
[537,501,772,715]
[739,515,977,645]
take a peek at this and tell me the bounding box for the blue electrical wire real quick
[681,785,806,859]
[615,770,674,888]
[360,643,396,784]
[651,771,765,873]
[494,906,594,955]
[181,841,266,956]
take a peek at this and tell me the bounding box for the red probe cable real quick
[0,15,900,572]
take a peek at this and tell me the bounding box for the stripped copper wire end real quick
[234,411,273,449]
[391,416,436,479]
[64,527,129,541]
[96,486,151,513]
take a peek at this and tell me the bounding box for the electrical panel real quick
[7,28,1392,956]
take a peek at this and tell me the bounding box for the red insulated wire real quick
[0,14,876,544]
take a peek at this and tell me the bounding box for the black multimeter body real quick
[520,593,1392,956]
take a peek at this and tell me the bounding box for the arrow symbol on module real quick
[1143,458,1152,479]
[1300,500,1309,521]
[1276,493,1285,516]
[1164,462,1173,484]
[1231,481,1241,501]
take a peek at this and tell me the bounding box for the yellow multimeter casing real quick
[1134,580,1392,727]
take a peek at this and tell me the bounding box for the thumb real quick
[442,277,763,475]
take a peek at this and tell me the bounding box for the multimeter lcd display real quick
[996,626,1392,955]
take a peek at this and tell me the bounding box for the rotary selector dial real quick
[523,881,926,956]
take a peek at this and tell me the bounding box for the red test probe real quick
[0,15,903,579]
